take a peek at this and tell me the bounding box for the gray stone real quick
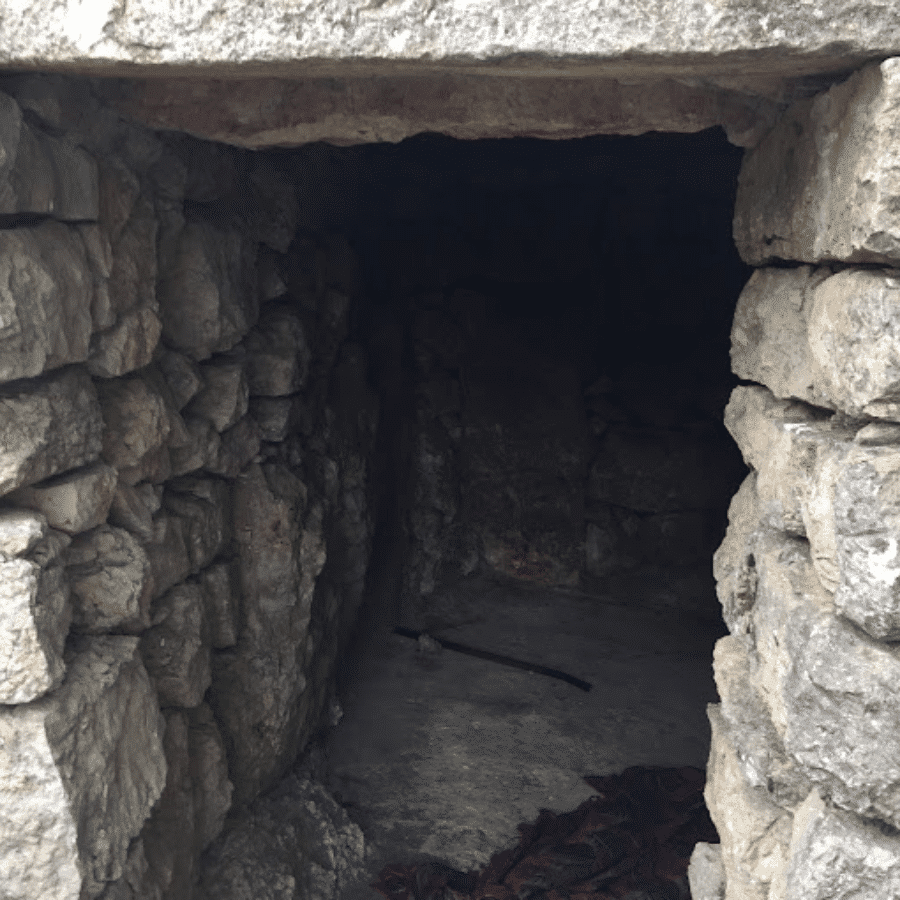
[770,787,900,900]
[141,582,212,709]
[0,636,166,900]
[157,216,258,361]
[184,358,249,432]
[199,562,239,650]
[66,525,154,634]
[249,395,300,443]
[169,415,221,478]
[198,773,366,900]
[104,194,158,321]
[735,58,900,266]
[156,349,203,412]
[244,304,310,397]
[209,463,325,806]
[107,481,162,543]
[87,306,163,379]
[0,513,71,704]
[0,221,95,382]
[188,702,233,852]
[98,375,173,486]
[0,367,103,497]
[205,415,261,478]
[0,90,98,220]
[687,842,725,900]
[162,477,230,574]
[5,461,118,535]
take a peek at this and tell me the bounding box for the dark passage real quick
[280,128,751,899]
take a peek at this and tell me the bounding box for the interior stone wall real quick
[0,79,380,900]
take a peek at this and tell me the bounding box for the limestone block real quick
[141,582,211,708]
[199,562,239,649]
[184,358,249,432]
[107,480,162,543]
[588,423,740,513]
[98,374,172,485]
[97,155,142,247]
[95,837,161,900]
[105,194,158,321]
[156,349,202,411]
[0,512,71,704]
[769,788,900,900]
[687,842,725,900]
[198,773,366,900]
[169,415,221,478]
[730,266,831,404]
[0,91,98,220]
[87,306,163,378]
[188,702,233,851]
[831,443,900,640]
[752,531,900,831]
[0,636,166,900]
[704,704,792,900]
[735,58,900,266]
[144,511,191,600]
[5,461,117,534]
[79,221,115,332]
[249,395,300,443]
[157,216,258,361]
[205,415,261,478]
[243,304,310,396]
[163,477,230,574]
[209,463,325,805]
[0,221,97,382]
[0,367,103,497]
[712,633,812,810]
[66,525,154,634]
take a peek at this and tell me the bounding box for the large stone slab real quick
[0,367,103,497]
[0,636,166,900]
[735,58,900,266]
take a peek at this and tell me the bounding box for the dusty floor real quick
[323,577,727,899]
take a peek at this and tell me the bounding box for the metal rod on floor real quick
[393,626,593,692]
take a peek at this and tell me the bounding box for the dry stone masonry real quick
[0,7,899,900]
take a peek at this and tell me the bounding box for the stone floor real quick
[323,577,728,900]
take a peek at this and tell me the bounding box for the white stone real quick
[687,841,725,900]
[0,636,166,900]
[735,58,900,266]
[5,462,118,535]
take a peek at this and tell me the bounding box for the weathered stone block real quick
[66,525,154,634]
[0,222,96,383]
[6,461,117,534]
[141,582,211,709]
[98,374,173,485]
[169,415,221,477]
[0,367,103,497]
[735,58,900,266]
[107,480,162,543]
[0,636,166,900]
[184,358,249,432]
[156,349,203,411]
[87,306,163,378]
[0,90,98,221]
[243,304,310,396]
[157,216,258,361]
[687,841,724,900]
[199,561,239,649]
[0,511,71,704]
[704,703,792,900]
[163,477,231,573]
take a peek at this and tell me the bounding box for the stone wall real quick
[689,57,900,900]
[0,79,379,900]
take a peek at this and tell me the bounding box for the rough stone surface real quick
[687,841,725,900]
[185,358,249,432]
[107,480,162,543]
[157,349,203,411]
[0,366,103,498]
[0,513,71,704]
[209,463,326,806]
[0,636,167,900]
[198,773,367,900]
[770,787,900,900]
[87,305,163,378]
[243,304,310,397]
[141,581,212,708]
[6,461,118,535]
[157,215,258,361]
[0,222,96,382]
[199,561,239,650]
[0,90,98,219]
[735,58,900,266]
[66,524,154,634]
[732,266,900,419]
